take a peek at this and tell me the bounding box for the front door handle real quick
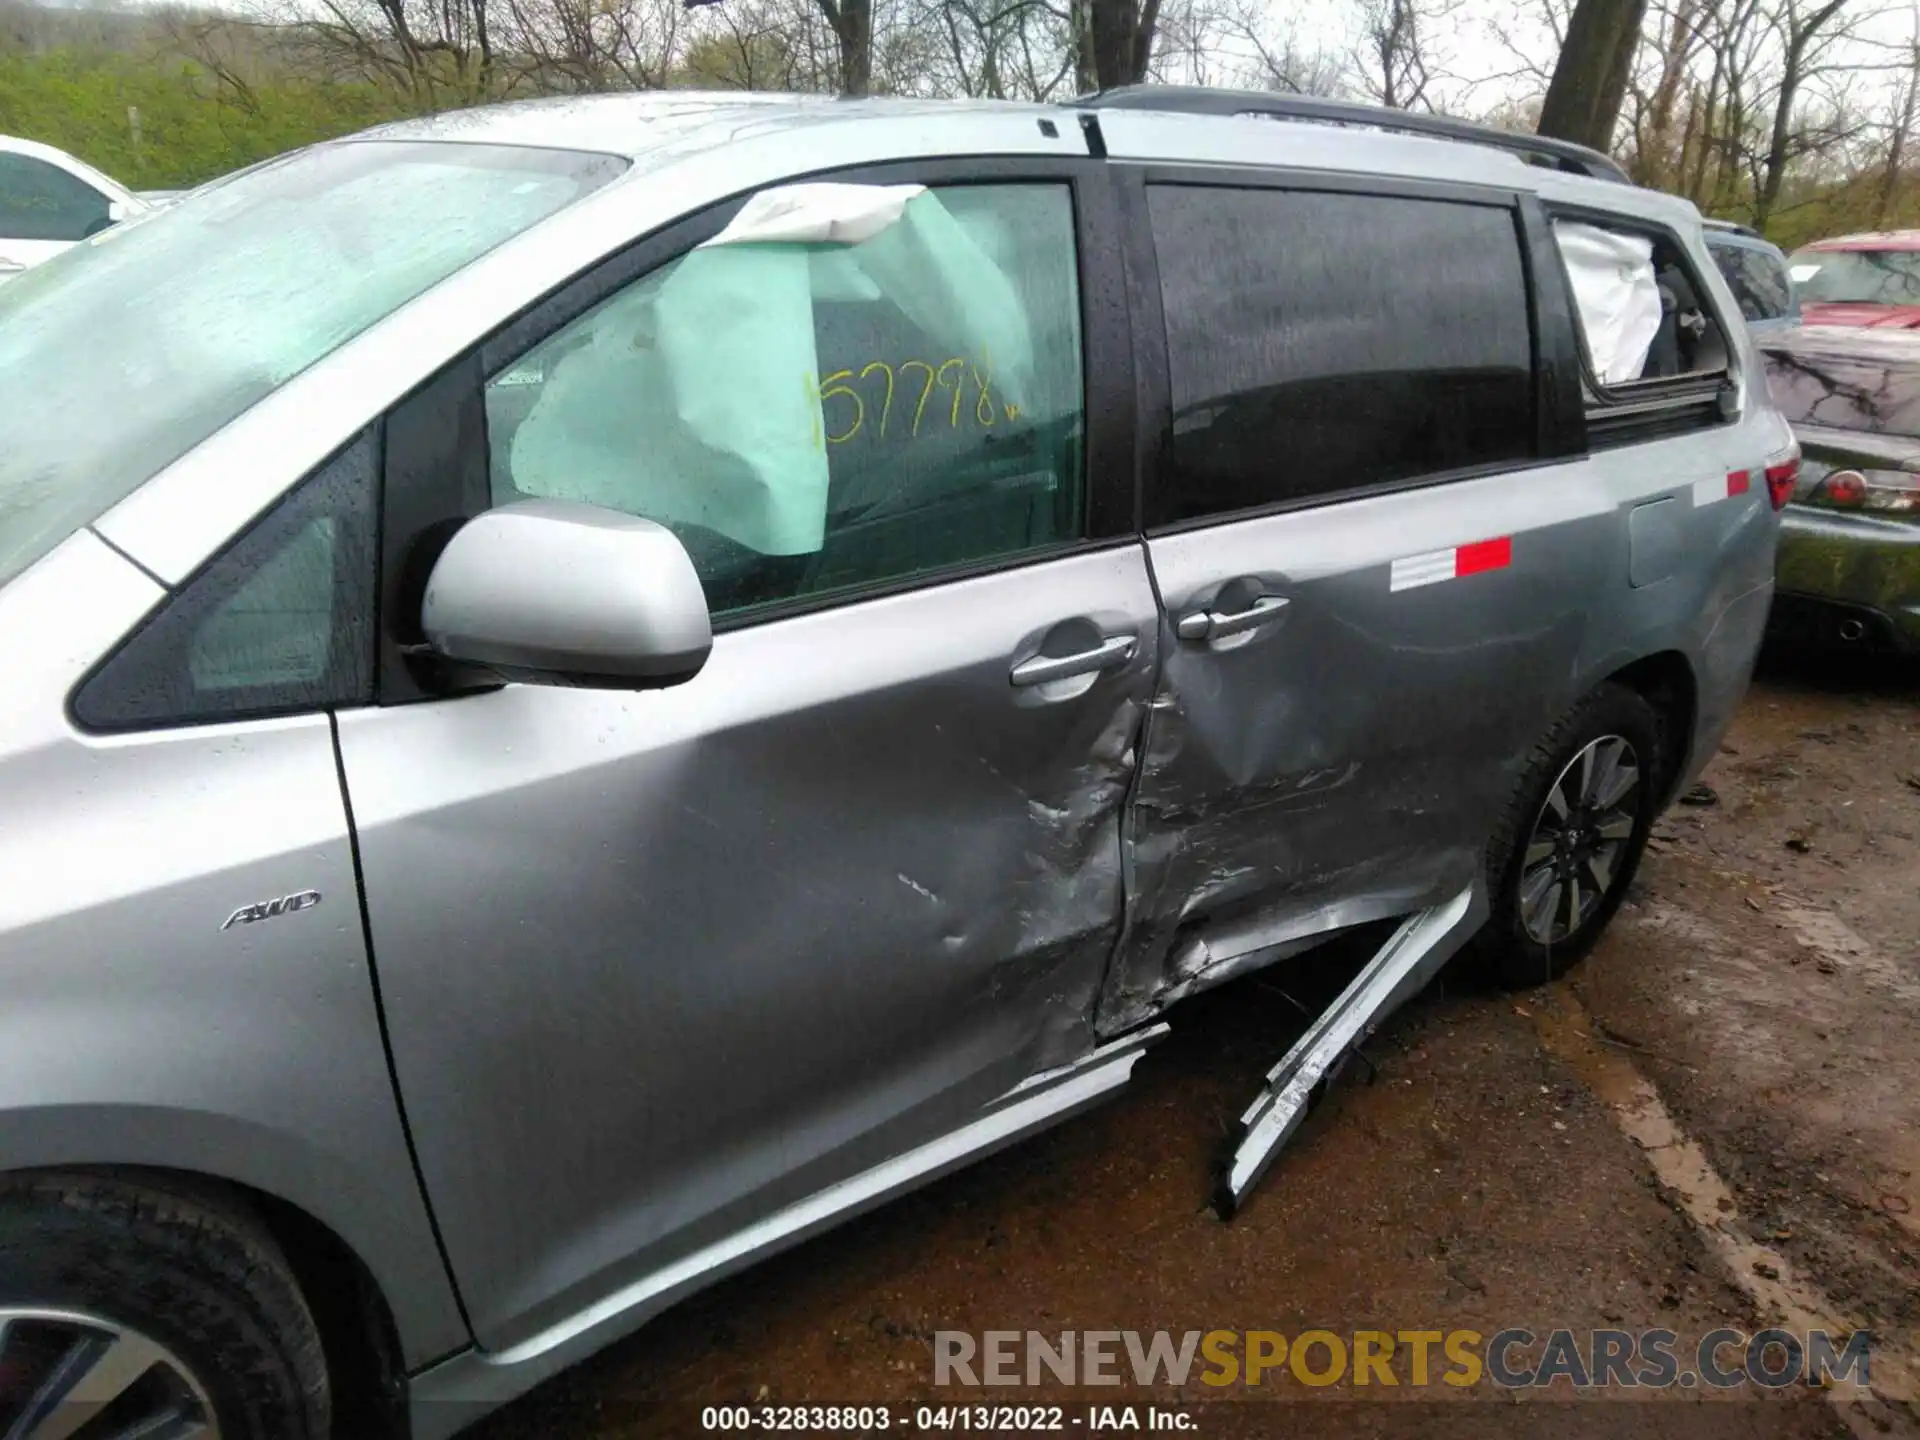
[1175,594,1290,642]
[1009,634,1137,687]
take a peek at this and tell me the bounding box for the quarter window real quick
[1144,186,1535,526]
[484,182,1085,619]
[0,153,110,243]
[72,430,379,731]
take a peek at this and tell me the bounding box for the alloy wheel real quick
[0,1309,217,1440]
[1517,733,1641,947]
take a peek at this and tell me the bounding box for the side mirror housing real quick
[106,199,130,224]
[421,500,712,689]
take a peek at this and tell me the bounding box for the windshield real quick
[0,140,625,590]
[1762,348,1920,436]
[1789,247,1920,306]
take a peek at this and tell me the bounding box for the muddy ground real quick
[472,649,1920,1440]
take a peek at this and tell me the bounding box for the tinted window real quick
[1790,248,1920,306]
[73,431,379,730]
[1710,240,1792,322]
[1145,186,1534,525]
[0,153,110,243]
[1762,349,1920,437]
[486,183,1084,618]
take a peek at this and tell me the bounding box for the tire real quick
[0,1171,330,1439]
[1477,683,1664,988]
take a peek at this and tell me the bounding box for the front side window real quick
[485,182,1085,618]
[0,153,110,242]
[1790,247,1920,306]
[1145,185,1535,526]
[0,140,625,595]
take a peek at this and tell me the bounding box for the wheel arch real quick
[0,1158,422,1438]
[1598,649,1700,807]
[0,1104,469,1377]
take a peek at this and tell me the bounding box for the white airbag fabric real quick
[508,185,1034,556]
[1555,221,1661,385]
[699,183,927,248]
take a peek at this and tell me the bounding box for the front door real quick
[1103,175,1610,1029]
[337,170,1158,1351]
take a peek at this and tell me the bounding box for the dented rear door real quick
[1101,172,1605,1031]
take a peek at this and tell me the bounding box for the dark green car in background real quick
[1760,326,1920,652]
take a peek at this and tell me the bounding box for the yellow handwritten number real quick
[901,360,937,437]
[860,361,895,438]
[972,362,996,427]
[819,369,864,444]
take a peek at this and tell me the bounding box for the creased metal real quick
[1216,882,1486,1217]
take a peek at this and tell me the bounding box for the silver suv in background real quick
[0,88,1794,1439]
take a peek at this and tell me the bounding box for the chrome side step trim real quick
[410,1024,1169,1437]
[1215,882,1485,1218]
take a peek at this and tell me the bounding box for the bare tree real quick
[1752,0,1862,223]
[1874,7,1920,221]
[503,0,686,89]
[1351,0,1460,108]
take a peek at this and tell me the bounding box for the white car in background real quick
[0,134,149,282]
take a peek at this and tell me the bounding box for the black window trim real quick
[1119,162,1556,537]
[68,425,384,734]
[379,154,1135,706]
[1542,200,1739,444]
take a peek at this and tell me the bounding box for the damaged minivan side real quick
[0,87,1791,1440]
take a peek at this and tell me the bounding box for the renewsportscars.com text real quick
[932,1327,1872,1390]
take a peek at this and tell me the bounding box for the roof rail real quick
[1072,85,1632,185]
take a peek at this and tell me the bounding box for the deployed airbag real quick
[507,184,1035,557]
[1555,221,1661,385]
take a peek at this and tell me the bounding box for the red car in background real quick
[1789,230,1920,327]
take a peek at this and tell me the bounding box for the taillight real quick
[1810,467,1920,514]
[1765,450,1801,511]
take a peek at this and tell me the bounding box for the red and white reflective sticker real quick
[1388,536,1513,592]
[1692,470,1752,506]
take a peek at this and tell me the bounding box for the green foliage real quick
[0,48,426,190]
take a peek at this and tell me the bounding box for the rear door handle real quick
[1175,594,1290,642]
[1009,634,1137,687]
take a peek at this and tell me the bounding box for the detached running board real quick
[1215,881,1486,1218]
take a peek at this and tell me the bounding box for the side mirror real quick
[421,499,712,689]
[106,199,129,224]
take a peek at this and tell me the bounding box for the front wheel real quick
[0,1172,330,1439]
[1479,684,1664,987]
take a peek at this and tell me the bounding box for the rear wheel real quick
[0,1172,329,1440]
[1479,684,1663,987]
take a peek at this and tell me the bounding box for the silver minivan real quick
[0,86,1795,1439]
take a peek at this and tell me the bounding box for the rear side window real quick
[1551,217,1732,445]
[1144,186,1535,527]
[1710,240,1793,323]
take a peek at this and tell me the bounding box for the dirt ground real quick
[471,649,1920,1440]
